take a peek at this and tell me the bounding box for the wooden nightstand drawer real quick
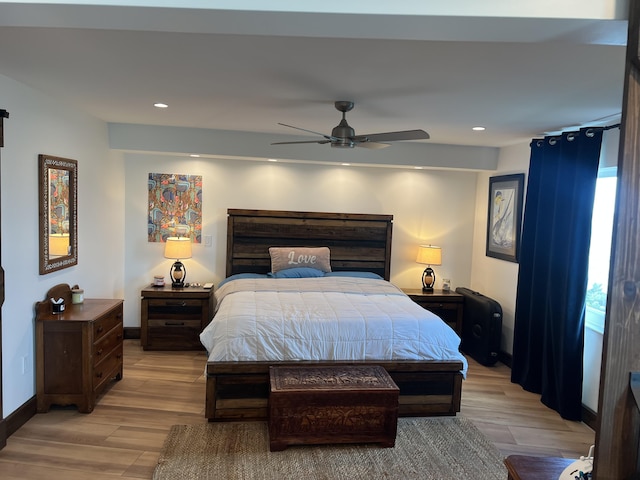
[148,298,204,308]
[147,299,204,323]
[147,318,201,327]
[145,324,204,350]
[422,303,459,328]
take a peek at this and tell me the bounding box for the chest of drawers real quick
[36,297,124,413]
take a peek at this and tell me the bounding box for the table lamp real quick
[164,236,192,288]
[416,245,442,291]
[49,233,70,257]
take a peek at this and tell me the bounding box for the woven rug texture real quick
[152,416,506,480]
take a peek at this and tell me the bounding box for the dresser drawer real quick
[93,344,123,393]
[93,323,123,367]
[93,308,123,341]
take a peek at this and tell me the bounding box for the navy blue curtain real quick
[511,127,603,420]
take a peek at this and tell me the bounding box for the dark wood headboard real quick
[226,209,393,280]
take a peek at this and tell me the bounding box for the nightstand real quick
[402,288,464,335]
[140,284,214,350]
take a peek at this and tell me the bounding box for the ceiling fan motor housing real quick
[331,118,356,148]
[331,140,354,148]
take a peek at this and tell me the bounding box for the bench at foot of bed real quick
[268,365,399,451]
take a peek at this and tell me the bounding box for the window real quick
[585,167,617,334]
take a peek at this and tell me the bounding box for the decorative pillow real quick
[269,246,331,273]
[268,267,327,278]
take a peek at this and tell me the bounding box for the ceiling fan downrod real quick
[331,101,356,147]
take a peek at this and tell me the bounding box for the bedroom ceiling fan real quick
[271,101,430,149]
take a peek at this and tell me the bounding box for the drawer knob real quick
[96,349,103,356]
[96,372,103,378]
[96,326,104,334]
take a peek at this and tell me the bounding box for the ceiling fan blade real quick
[271,139,331,145]
[277,123,335,140]
[356,142,391,150]
[354,129,430,143]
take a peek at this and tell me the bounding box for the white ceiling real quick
[0,1,629,157]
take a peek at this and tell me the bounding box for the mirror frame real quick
[38,154,78,274]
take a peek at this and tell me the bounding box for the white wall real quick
[0,74,125,415]
[470,141,531,355]
[122,154,478,328]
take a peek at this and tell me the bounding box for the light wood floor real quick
[0,340,595,479]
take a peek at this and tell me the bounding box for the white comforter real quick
[199,276,467,376]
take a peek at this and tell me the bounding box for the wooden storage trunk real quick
[268,365,399,451]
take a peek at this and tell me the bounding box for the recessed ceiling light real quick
[154,103,168,109]
[414,166,424,170]
[472,126,486,131]
[341,163,351,166]
[190,154,200,158]
[268,158,278,162]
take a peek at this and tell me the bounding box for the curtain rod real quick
[531,123,619,147]
[536,122,620,141]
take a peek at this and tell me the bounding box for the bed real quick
[202,209,466,421]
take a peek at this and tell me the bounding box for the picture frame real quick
[39,154,78,274]
[486,173,524,263]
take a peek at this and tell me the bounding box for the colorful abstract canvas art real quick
[148,173,202,243]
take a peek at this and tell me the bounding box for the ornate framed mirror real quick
[38,154,77,274]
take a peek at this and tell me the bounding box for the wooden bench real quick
[268,365,399,451]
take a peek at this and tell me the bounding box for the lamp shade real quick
[416,245,442,266]
[164,237,192,260]
[49,233,70,256]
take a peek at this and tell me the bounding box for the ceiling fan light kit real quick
[272,101,429,149]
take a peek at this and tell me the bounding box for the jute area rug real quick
[152,417,506,480]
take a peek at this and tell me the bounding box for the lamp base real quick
[421,266,436,291]
[169,260,186,289]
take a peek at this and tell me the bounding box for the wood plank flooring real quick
[0,340,595,479]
